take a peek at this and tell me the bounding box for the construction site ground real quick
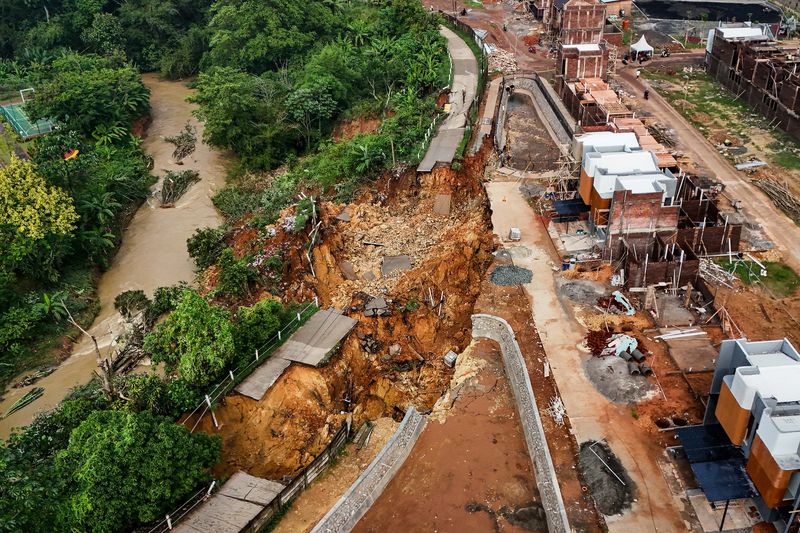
[485,180,704,531]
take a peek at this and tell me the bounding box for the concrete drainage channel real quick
[311,407,426,533]
[471,313,570,533]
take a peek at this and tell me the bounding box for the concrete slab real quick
[235,356,292,401]
[655,294,695,327]
[339,260,357,281]
[173,494,263,533]
[687,490,756,532]
[381,255,412,277]
[218,471,285,506]
[659,329,717,372]
[274,309,358,367]
[433,194,451,216]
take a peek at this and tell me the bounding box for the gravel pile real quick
[490,265,532,285]
[579,441,635,516]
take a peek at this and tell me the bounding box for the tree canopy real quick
[143,289,235,387]
[0,157,77,265]
[55,410,220,531]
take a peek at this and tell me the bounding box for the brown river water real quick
[0,74,227,438]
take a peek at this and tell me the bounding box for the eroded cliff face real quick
[200,145,496,479]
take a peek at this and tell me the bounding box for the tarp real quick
[676,425,759,502]
[630,35,654,53]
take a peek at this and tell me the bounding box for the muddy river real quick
[0,74,227,438]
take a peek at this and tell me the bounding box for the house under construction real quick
[706,26,800,141]
[678,338,800,528]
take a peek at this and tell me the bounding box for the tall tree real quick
[55,410,220,531]
[143,289,235,387]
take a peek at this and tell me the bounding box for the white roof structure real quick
[574,132,639,158]
[706,25,771,53]
[583,150,658,179]
[630,35,654,54]
[563,43,601,52]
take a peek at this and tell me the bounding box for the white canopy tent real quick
[630,35,654,56]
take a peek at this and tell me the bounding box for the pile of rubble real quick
[488,47,519,74]
[586,332,652,376]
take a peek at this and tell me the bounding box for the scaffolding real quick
[606,40,618,80]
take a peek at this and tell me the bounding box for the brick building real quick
[706,27,800,142]
[551,0,606,44]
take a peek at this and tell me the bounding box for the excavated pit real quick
[196,145,496,480]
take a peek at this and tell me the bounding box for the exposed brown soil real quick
[275,417,399,532]
[354,338,542,533]
[332,115,382,142]
[714,285,800,348]
[194,145,496,479]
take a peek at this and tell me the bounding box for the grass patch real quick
[643,69,800,170]
[717,259,800,298]
[669,35,706,49]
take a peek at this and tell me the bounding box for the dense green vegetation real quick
[1,0,449,530]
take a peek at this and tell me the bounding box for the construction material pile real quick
[490,264,532,285]
[754,178,800,224]
[699,259,737,288]
[488,48,519,74]
[587,332,652,376]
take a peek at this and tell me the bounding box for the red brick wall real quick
[559,1,606,45]
[608,189,679,235]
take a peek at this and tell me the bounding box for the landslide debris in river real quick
[199,146,496,479]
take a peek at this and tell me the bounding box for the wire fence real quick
[183,300,319,433]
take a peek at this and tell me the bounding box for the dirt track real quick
[616,66,800,274]
[353,338,541,533]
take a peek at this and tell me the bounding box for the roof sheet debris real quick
[734,160,767,170]
[274,308,358,367]
[364,297,390,317]
[381,255,412,277]
[336,210,351,222]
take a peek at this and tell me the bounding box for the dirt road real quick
[485,181,692,532]
[617,66,800,273]
[354,339,541,533]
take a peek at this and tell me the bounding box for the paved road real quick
[617,66,800,273]
[485,181,691,533]
[418,26,478,172]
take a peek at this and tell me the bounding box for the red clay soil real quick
[474,265,605,532]
[353,338,541,533]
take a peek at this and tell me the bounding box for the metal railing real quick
[183,301,319,433]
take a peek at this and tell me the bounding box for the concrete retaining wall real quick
[471,314,570,533]
[311,407,427,533]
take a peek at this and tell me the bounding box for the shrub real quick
[216,248,254,297]
[187,227,225,272]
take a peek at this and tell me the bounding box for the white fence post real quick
[255,349,259,361]
[166,515,172,530]
[229,370,235,382]
[205,395,219,429]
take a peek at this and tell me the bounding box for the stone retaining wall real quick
[471,313,570,533]
[310,407,427,533]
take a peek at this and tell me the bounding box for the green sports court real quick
[0,102,53,140]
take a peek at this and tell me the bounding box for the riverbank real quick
[0,74,229,438]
